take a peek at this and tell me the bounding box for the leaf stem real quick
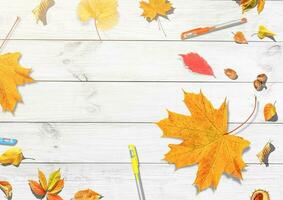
[227,96,257,134]
[94,20,102,41]
[157,18,167,37]
[23,156,36,161]
[0,16,20,52]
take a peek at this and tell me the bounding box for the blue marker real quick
[0,138,17,146]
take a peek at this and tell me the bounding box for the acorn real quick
[254,80,264,91]
[254,73,268,91]
[224,68,238,80]
[264,102,278,122]
[251,189,270,200]
[257,74,268,84]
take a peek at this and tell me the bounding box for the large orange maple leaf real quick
[157,91,252,191]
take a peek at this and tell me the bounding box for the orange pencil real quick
[181,18,247,40]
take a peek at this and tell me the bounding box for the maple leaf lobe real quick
[157,91,250,191]
[0,52,34,113]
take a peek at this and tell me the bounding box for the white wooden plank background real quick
[0,0,282,41]
[0,0,282,199]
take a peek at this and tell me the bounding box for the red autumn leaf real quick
[179,53,215,76]
[28,180,46,198]
[47,193,63,200]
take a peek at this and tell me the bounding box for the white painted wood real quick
[0,164,281,200]
[0,0,282,199]
[0,82,281,123]
[0,123,281,163]
[0,0,282,41]
[3,40,283,82]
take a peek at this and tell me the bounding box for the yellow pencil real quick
[129,145,146,200]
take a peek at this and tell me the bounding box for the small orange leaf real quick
[47,193,63,200]
[264,103,278,122]
[257,0,265,14]
[28,180,46,198]
[49,179,64,194]
[0,181,12,199]
[233,31,248,44]
[74,189,102,200]
[38,169,48,191]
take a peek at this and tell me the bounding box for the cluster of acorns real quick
[254,74,268,91]
[224,69,268,92]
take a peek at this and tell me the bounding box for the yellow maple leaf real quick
[140,0,173,21]
[0,52,34,113]
[77,0,118,40]
[157,91,252,191]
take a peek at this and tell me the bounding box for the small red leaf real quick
[179,53,215,76]
[28,180,46,198]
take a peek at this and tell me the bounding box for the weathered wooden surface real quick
[0,0,282,199]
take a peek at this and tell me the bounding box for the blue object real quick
[0,138,17,146]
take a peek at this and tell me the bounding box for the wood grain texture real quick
[3,40,282,82]
[0,0,282,41]
[0,123,281,163]
[0,82,282,123]
[0,164,282,200]
[0,0,282,199]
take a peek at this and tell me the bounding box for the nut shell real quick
[257,74,268,83]
[251,189,270,200]
[224,68,238,80]
[254,80,264,91]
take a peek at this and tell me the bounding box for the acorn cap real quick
[264,103,278,122]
